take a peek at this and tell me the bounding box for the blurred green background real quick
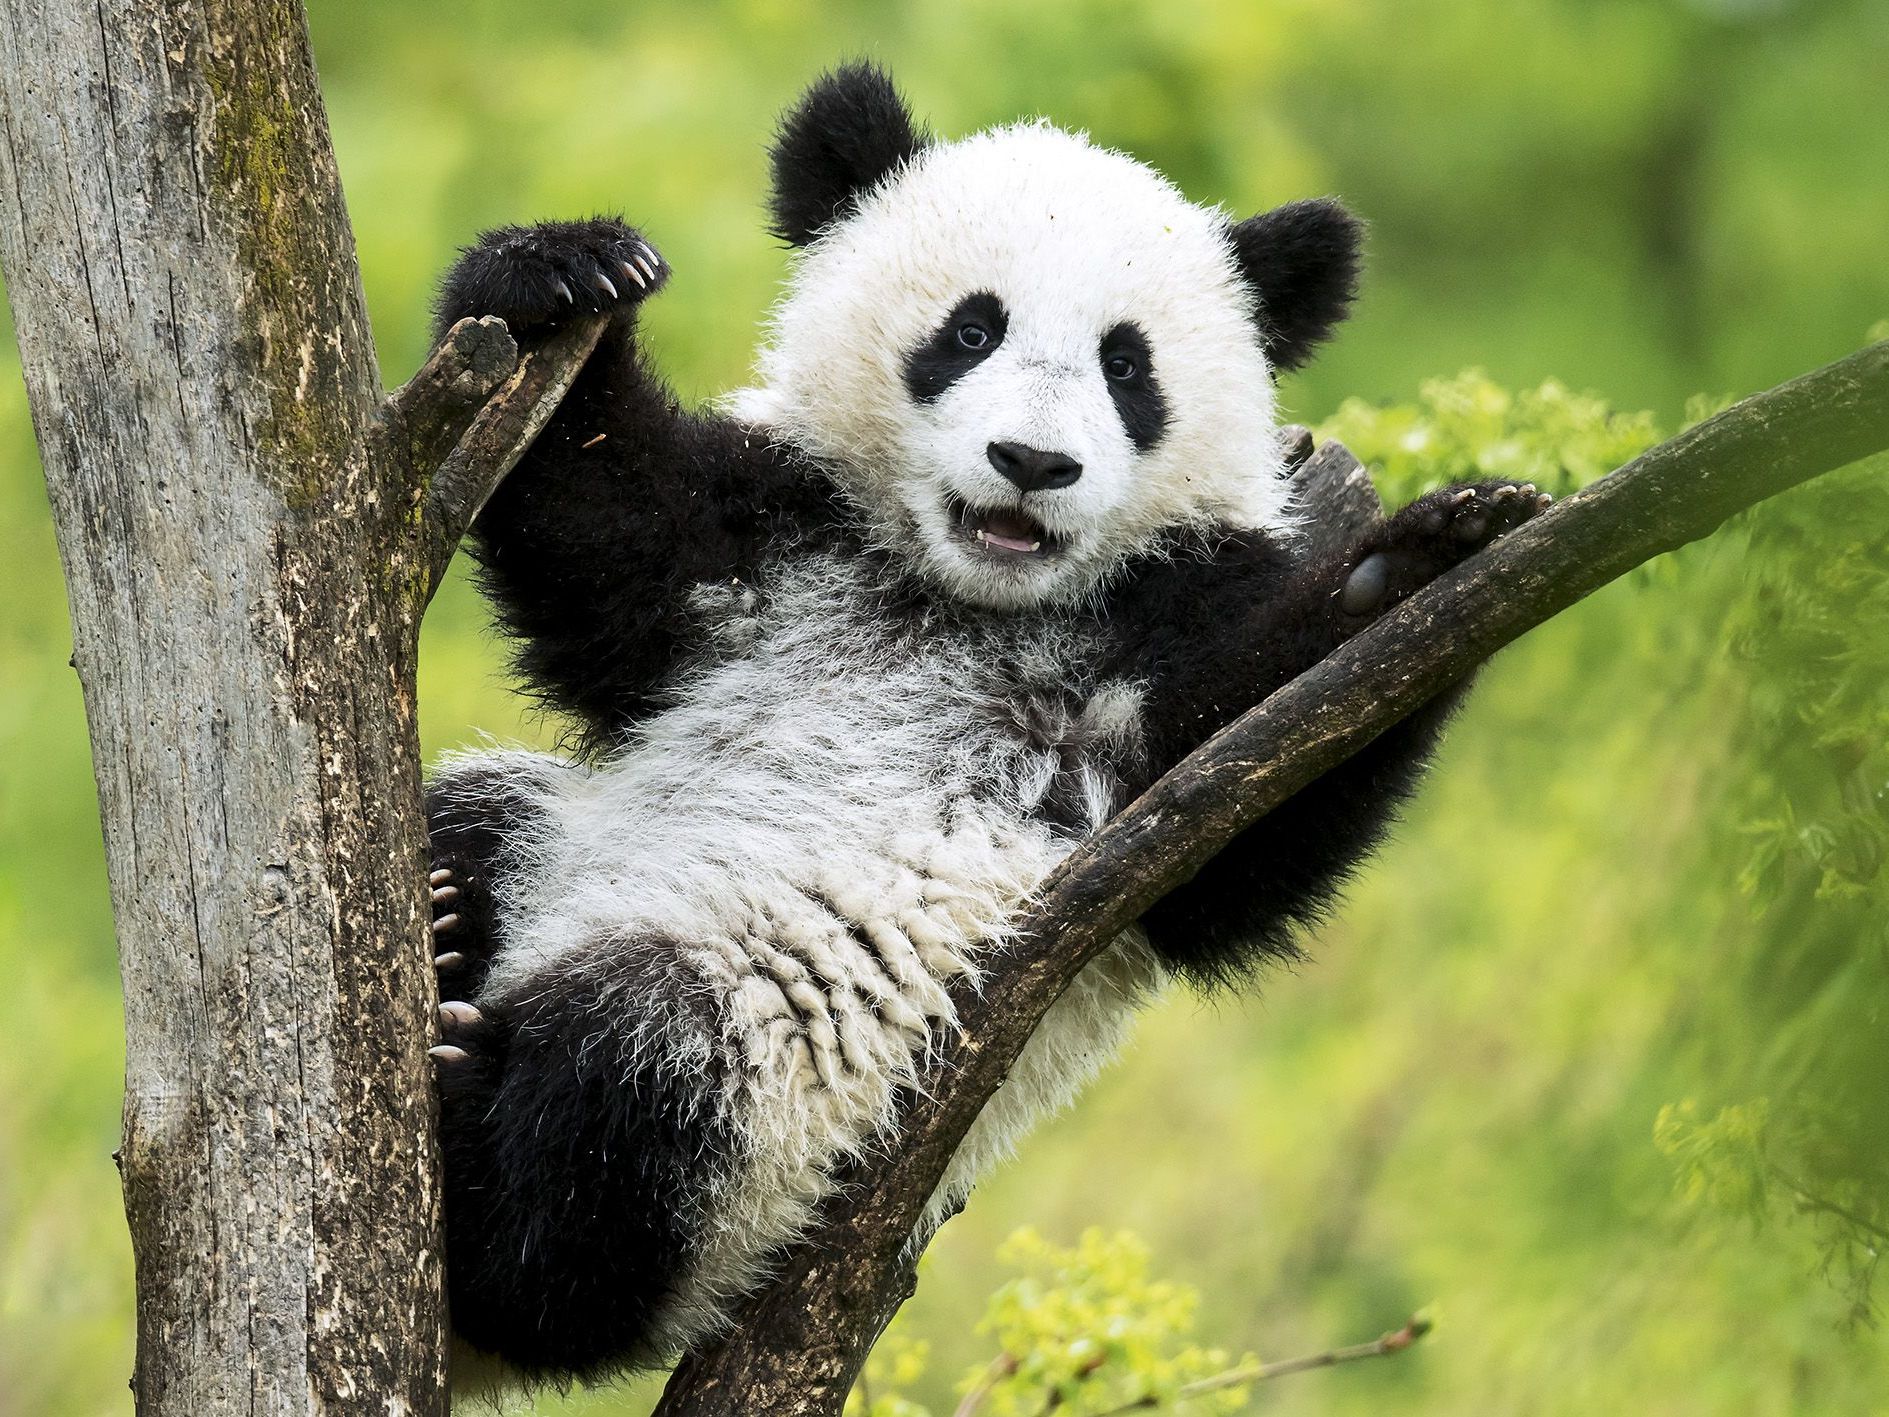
[3,0,1886,1412]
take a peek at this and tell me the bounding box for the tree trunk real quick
[0,2,448,1409]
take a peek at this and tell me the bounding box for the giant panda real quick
[423,62,1545,1388]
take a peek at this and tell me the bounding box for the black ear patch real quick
[1227,198,1364,373]
[768,63,930,247]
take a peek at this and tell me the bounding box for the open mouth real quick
[947,496,1065,560]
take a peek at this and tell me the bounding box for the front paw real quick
[1340,480,1550,616]
[433,217,668,339]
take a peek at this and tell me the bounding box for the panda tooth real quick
[1028,541,1041,552]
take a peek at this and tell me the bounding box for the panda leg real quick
[429,951,731,1382]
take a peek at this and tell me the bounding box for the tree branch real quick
[1090,1313,1432,1415]
[418,313,608,597]
[656,339,1889,1416]
[376,316,521,484]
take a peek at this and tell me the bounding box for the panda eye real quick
[956,321,992,351]
[1103,352,1137,381]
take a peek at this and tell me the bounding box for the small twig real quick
[1031,1353,1107,1416]
[951,1353,1018,1417]
[1088,1315,1432,1416]
[1773,1168,1889,1247]
[419,313,608,598]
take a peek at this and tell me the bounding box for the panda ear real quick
[1228,198,1364,373]
[768,63,930,247]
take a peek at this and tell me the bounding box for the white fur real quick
[454,556,1162,1358]
[727,121,1295,609]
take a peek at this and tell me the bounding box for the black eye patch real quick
[1098,321,1168,452]
[904,291,1008,404]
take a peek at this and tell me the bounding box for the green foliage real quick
[1324,368,1889,1333]
[1656,1098,1887,1329]
[1664,449,1889,1327]
[1655,1099,1775,1225]
[1320,370,1663,503]
[847,1230,1254,1417]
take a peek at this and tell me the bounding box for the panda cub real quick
[425,63,1544,1385]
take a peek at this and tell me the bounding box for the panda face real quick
[897,283,1173,609]
[729,70,1361,611]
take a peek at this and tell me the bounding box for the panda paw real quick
[429,864,468,977]
[1408,480,1551,549]
[434,217,668,339]
[428,862,505,1006]
[431,999,494,1067]
[1340,480,1551,616]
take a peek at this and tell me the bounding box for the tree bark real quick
[655,338,1889,1416]
[0,5,595,1410]
[0,3,442,1409]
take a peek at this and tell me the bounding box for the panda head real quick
[729,64,1363,611]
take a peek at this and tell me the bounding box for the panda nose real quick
[987,441,1083,493]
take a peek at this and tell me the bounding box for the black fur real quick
[435,952,733,1381]
[1098,320,1168,451]
[1227,198,1364,373]
[434,217,670,342]
[904,290,1008,404]
[768,62,930,246]
[433,218,849,749]
[1109,480,1542,984]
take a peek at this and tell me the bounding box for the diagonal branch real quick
[655,338,1889,1416]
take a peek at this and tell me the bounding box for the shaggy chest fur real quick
[461,550,1162,1353]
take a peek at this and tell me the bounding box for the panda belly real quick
[459,559,1163,1358]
